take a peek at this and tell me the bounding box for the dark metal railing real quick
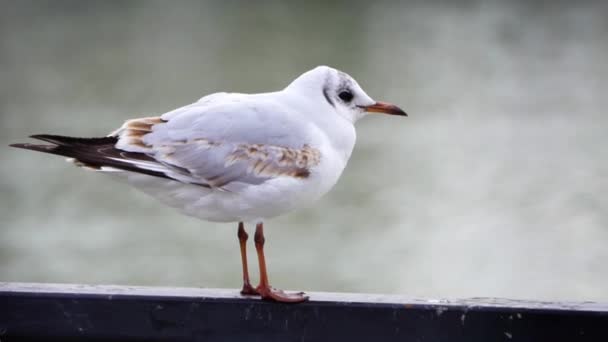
[1,282,607,341]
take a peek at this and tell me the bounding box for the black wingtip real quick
[10,143,35,149]
[29,134,69,145]
[9,142,57,152]
[8,134,64,147]
[28,134,118,146]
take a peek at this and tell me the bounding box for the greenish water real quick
[1,1,607,301]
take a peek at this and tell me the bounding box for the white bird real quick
[10,66,407,303]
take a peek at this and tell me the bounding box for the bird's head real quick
[286,65,407,123]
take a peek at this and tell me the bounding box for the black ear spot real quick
[338,90,354,102]
[323,86,335,107]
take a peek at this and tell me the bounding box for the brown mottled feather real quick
[226,143,320,179]
[112,116,165,150]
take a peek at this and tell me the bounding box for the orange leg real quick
[254,222,309,303]
[238,222,258,296]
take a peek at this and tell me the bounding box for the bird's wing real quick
[110,94,322,191]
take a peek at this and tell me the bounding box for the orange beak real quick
[359,101,407,116]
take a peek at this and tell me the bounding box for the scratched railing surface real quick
[1,282,607,341]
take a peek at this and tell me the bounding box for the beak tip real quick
[362,101,408,116]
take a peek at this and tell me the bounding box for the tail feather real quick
[9,134,173,180]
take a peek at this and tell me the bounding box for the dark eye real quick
[338,90,354,102]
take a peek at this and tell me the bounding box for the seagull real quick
[10,66,407,303]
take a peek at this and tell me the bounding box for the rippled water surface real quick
[1,1,607,301]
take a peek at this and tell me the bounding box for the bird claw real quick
[240,283,259,296]
[256,285,309,303]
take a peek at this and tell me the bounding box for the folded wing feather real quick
[108,99,321,190]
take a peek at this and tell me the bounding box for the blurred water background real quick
[1,0,607,301]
